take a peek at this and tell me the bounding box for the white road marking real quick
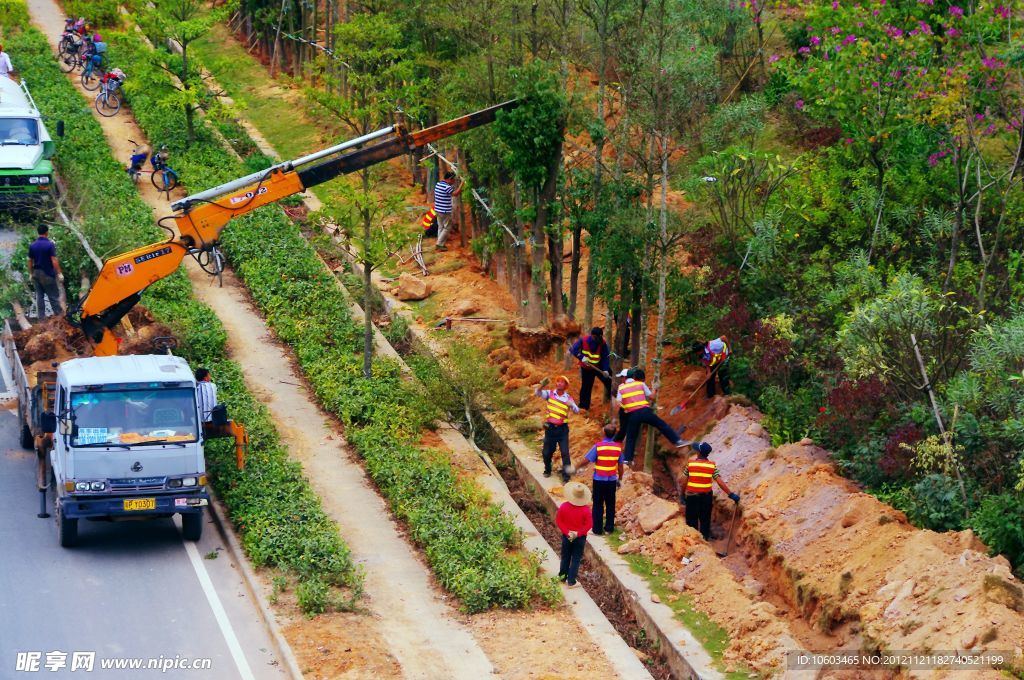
[177,516,256,680]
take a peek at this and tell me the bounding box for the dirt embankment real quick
[606,403,1024,676]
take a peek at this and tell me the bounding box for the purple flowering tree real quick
[781,1,937,261]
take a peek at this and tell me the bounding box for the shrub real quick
[970,493,1024,574]
[64,0,121,28]
[12,26,360,614]
[879,423,924,480]
[106,29,559,612]
[0,0,28,28]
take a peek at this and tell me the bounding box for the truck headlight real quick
[168,478,183,488]
[75,481,90,491]
[38,176,50,184]
[182,477,197,487]
[28,176,39,184]
[90,481,106,491]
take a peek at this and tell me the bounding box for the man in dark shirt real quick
[27,225,63,318]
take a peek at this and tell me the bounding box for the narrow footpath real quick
[27,1,493,677]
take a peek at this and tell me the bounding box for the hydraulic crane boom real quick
[71,100,517,356]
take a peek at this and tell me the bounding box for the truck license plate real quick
[123,498,156,511]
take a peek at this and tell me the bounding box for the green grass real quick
[193,24,320,161]
[191,23,350,207]
[605,532,755,679]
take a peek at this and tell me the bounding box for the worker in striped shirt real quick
[433,170,462,251]
[195,368,218,423]
[680,442,739,540]
[535,376,580,482]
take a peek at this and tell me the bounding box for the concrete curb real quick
[352,265,724,680]
[172,62,656,678]
[206,488,306,680]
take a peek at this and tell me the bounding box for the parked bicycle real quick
[95,68,126,117]
[126,139,149,182]
[80,34,108,91]
[150,145,179,193]
[58,17,86,57]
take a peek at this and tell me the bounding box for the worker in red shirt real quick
[556,481,593,588]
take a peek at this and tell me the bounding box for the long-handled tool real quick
[670,364,722,416]
[717,502,740,558]
[579,360,613,381]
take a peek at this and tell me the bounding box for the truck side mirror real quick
[41,411,57,434]
[56,120,65,138]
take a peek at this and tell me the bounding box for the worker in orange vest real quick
[573,423,624,535]
[615,368,688,466]
[679,442,739,540]
[535,376,580,482]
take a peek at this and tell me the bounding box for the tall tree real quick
[311,11,427,376]
[139,0,228,144]
[495,62,568,327]
[578,0,637,326]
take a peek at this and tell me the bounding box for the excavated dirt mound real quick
[612,404,1024,677]
[13,307,175,382]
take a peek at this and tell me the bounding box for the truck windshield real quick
[70,388,198,446]
[0,118,39,145]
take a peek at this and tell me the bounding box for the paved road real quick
[0,403,286,680]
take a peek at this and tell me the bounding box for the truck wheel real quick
[57,504,79,548]
[20,423,34,450]
[181,511,203,541]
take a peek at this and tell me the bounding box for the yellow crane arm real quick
[72,100,517,356]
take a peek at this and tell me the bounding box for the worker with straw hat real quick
[556,481,593,588]
[534,375,580,482]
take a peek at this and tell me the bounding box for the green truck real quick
[0,78,58,202]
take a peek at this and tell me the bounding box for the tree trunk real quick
[647,135,672,472]
[583,40,608,330]
[524,139,564,327]
[568,223,582,319]
[548,232,565,318]
[361,169,374,378]
[525,190,547,327]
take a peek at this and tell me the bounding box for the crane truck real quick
[11,101,513,547]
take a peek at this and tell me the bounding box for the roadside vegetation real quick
[211,0,1024,574]
[6,24,362,614]
[99,26,560,613]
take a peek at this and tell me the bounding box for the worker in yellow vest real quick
[615,368,688,466]
[573,423,624,535]
[535,376,580,482]
[680,442,739,540]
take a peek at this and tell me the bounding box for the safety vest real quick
[546,392,571,425]
[617,379,649,413]
[685,459,717,493]
[581,336,602,365]
[707,337,731,368]
[593,440,623,477]
[421,207,437,230]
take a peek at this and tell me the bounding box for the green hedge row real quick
[108,30,560,611]
[10,26,361,607]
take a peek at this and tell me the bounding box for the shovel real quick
[716,502,740,558]
[670,364,721,416]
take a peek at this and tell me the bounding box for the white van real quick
[0,78,58,201]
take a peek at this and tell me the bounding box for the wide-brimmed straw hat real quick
[564,481,592,506]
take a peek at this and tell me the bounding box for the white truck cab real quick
[49,354,209,546]
[0,78,57,201]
